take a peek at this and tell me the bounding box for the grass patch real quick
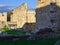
[6,30,26,34]
[2,27,26,34]
[2,27,10,31]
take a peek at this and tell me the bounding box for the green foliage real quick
[2,27,10,31]
[2,27,32,35]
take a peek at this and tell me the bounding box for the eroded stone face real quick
[35,0,60,31]
[10,3,36,31]
[0,0,60,32]
[36,0,51,8]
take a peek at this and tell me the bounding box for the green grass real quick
[6,30,26,34]
[0,39,59,45]
[2,27,26,34]
[2,27,10,31]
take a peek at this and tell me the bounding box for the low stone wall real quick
[27,32,60,40]
[0,32,60,40]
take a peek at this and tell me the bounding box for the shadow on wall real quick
[35,3,60,31]
[21,23,36,32]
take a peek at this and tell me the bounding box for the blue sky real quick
[0,0,36,9]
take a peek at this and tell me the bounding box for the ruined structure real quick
[0,0,60,32]
[0,12,7,28]
[0,3,36,31]
[35,0,60,31]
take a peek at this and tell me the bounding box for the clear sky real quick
[0,0,36,9]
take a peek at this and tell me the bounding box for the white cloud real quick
[0,4,7,7]
[0,4,15,7]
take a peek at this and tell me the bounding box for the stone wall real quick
[11,3,27,28]
[35,0,60,31]
[27,10,36,23]
[26,10,36,31]
[0,12,7,22]
[10,3,36,31]
[36,0,51,8]
[0,12,7,28]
